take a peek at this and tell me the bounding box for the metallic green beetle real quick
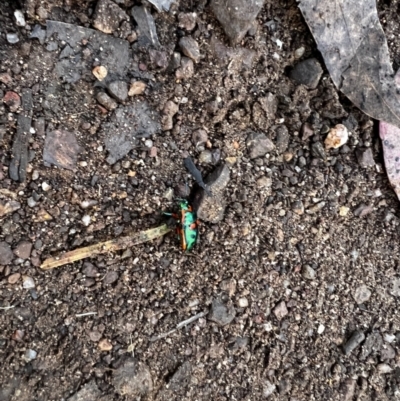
[164,199,199,251]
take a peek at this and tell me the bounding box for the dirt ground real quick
[1,0,400,400]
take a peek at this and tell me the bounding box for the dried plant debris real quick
[298,0,400,128]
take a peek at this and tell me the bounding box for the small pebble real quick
[292,200,304,215]
[32,170,39,180]
[343,331,365,355]
[24,349,37,361]
[92,66,108,81]
[294,46,305,59]
[317,324,325,334]
[22,276,35,289]
[41,182,51,191]
[128,81,146,96]
[199,150,213,164]
[353,284,371,304]
[6,33,19,44]
[377,364,392,374]
[27,197,37,208]
[302,265,316,280]
[149,147,157,158]
[144,139,153,148]
[82,215,91,226]
[14,10,26,27]
[238,297,249,308]
[98,338,113,351]
[339,206,349,216]
[8,273,21,284]
[273,301,288,321]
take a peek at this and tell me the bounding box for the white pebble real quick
[41,182,51,191]
[32,170,39,180]
[79,161,88,167]
[325,124,349,150]
[82,215,91,226]
[383,333,396,343]
[317,324,325,334]
[22,276,35,289]
[6,33,19,44]
[238,297,249,308]
[377,364,392,374]
[97,145,103,151]
[25,349,37,361]
[30,127,36,134]
[27,197,36,208]
[294,46,305,59]
[144,139,153,148]
[14,10,26,26]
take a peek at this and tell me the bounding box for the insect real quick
[164,199,199,251]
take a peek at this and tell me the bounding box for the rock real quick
[179,36,201,63]
[290,58,323,89]
[199,150,213,164]
[192,129,208,145]
[339,206,349,216]
[257,176,272,188]
[175,57,194,80]
[311,142,326,159]
[356,148,375,167]
[43,130,82,171]
[22,276,35,289]
[273,301,288,321]
[0,194,21,217]
[238,297,249,308]
[93,0,129,34]
[0,242,13,265]
[325,124,349,149]
[169,361,192,391]
[59,45,74,59]
[377,364,393,374]
[149,147,157,157]
[343,330,365,355]
[353,284,371,304]
[98,338,113,351]
[113,358,153,397]
[178,12,197,31]
[161,101,179,131]
[292,200,304,215]
[246,132,275,159]
[302,265,316,280]
[193,164,231,223]
[103,271,119,285]
[360,332,382,361]
[132,6,160,47]
[67,381,101,401]
[82,215,91,226]
[263,380,276,398]
[380,344,396,360]
[29,25,46,44]
[13,241,32,259]
[24,349,37,361]
[83,262,98,277]
[275,125,290,153]
[301,122,314,140]
[6,33,19,44]
[0,73,12,85]
[8,273,21,284]
[3,91,21,112]
[96,92,118,110]
[107,81,128,102]
[208,298,236,326]
[92,66,108,81]
[211,0,264,44]
[14,10,25,27]
[128,81,146,96]
[147,0,174,12]
[103,102,160,164]
[149,49,169,69]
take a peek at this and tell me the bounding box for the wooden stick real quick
[40,224,171,270]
